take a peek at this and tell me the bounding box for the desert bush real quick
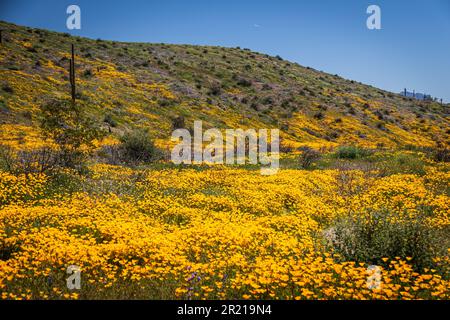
[172,116,185,130]
[279,143,294,154]
[14,148,62,174]
[83,69,93,77]
[325,209,446,272]
[250,102,259,111]
[39,99,105,170]
[21,110,32,120]
[324,131,340,141]
[104,113,117,128]
[348,107,356,115]
[334,146,371,160]
[158,98,174,107]
[236,78,252,87]
[262,97,274,106]
[97,145,123,165]
[0,99,9,113]
[0,144,61,174]
[120,128,160,164]
[40,99,103,149]
[7,65,20,71]
[42,169,85,198]
[0,145,15,172]
[208,83,222,96]
[434,148,449,162]
[403,144,449,163]
[2,83,14,94]
[298,146,321,169]
[26,46,38,53]
[57,150,88,173]
[431,144,450,163]
[376,122,387,131]
[313,111,324,120]
[377,152,426,176]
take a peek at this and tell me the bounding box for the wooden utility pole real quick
[69,44,76,104]
[0,30,3,44]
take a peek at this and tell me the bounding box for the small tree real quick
[120,128,159,164]
[39,99,104,168]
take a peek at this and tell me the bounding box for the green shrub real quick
[334,146,371,159]
[17,148,63,174]
[120,128,160,164]
[403,144,449,163]
[39,99,105,171]
[0,144,67,174]
[0,144,15,172]
[2,84,14,94]
[431,144,450,163]
[171,116,185,130]
[236,78,252,87]
[104,113,117,128]
[208,83,221,96]
[313,111,324,120]
[0,99,9,113]
[83,69,93,77]
[43,170,85,198]
[158,99,174,107]
[378,152,426,175]
[325,209,447,272]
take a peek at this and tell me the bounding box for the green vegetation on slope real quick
[0,20,449,151]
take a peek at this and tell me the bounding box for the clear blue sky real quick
[1,0,449,101]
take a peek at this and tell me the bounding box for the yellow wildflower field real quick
[0,164,448,300]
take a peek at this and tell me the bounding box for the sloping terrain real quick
[0,21,449,301]
[0,20,449,151]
